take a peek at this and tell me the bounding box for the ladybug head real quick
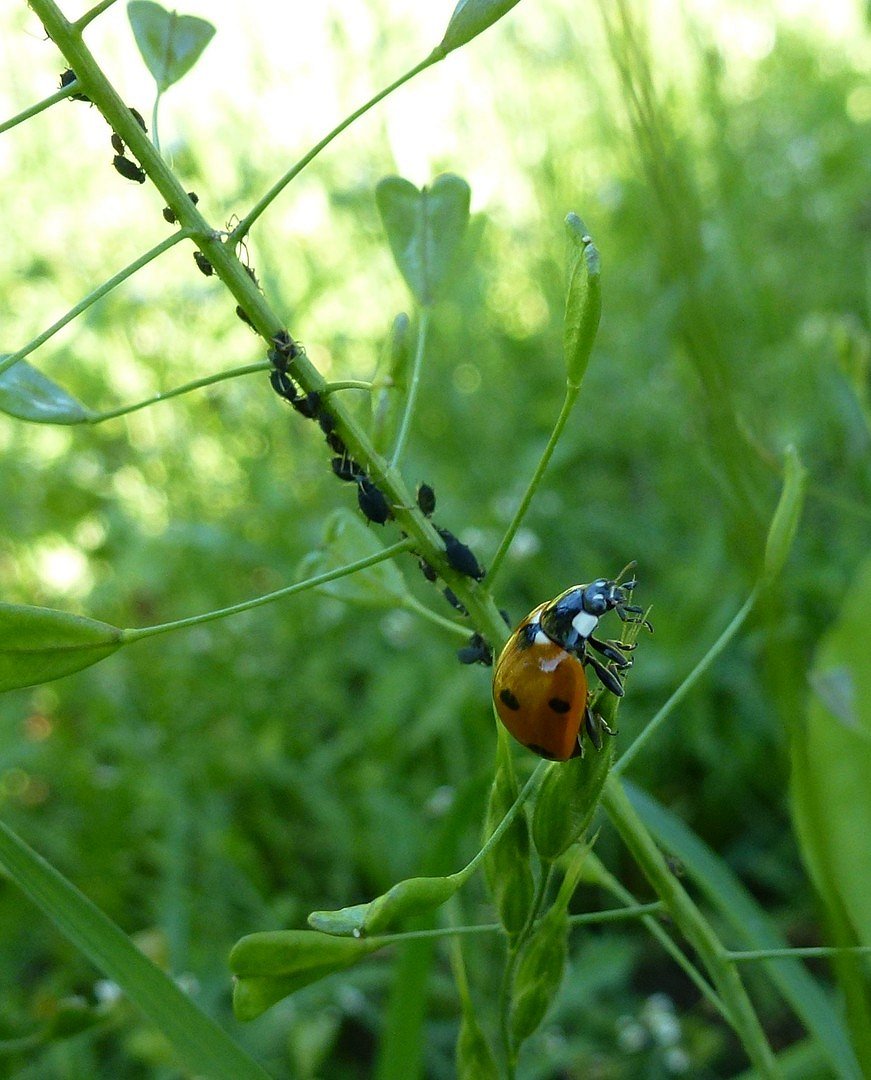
[539,563,647,649]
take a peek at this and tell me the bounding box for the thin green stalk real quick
[231,53,441,243]
[379,902,666,946]
[151,91,161,155]
[0,231,190,376]
[488,386,578,584]
[0,85,72,135]
[602,780,779,1077]
[587,852,730,1022]
[458,763,547,883]
[401,595,471,639]
[613,585,760,775]
[390,308,430,467]
[727,947,871,963]
[92,362,271,422]
[73,0,121,31]
[123,538,415,642]
[323,380,375,394]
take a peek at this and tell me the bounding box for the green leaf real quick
[0,357,94,424]
[376,174,471,307]
[440,0,523,54]
[230,930,384,1020]
[532,739,613,862]
[762,445,807,584]
[456,1005,499,1079]
[483,739,534,935]
[510,902,568,1044]
[625,782,862,1080]
[794,553,871,946]
[128,1,216,93]
[0,821,270,1079]
[297,510,409,608]
[0,604,124,692]
[563,213,602,387]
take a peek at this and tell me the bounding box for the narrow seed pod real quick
[532,738,614,862]
[362,874,460,935]
[510,902,568,1043]
[483,743,534,936]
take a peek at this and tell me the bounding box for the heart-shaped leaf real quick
[0,604,124,692]
[440,0,524,55]
[0,357,94,424]
[376,174,471,307]
[128,1,216,93]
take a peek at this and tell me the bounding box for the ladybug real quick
[492,567,651,760]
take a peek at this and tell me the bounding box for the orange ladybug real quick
[492,567,651,760]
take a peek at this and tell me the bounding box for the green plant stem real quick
[602,779,779,1077]
[587,852,730,1021]
[73,0,120,31]
[390,307,430,467]
[31,0,513,668]
[0,85,72,135]
[401,595,470,639]
[123,538,415,643]
[727,947,871,963]
[323,380,375,394]
[0,231,190,376]
[91,362,271,422]
[456,763,547,885]
[613,584,761,775]
[488,385,579,585]
[381,902,666,946]
[231,52,442,244]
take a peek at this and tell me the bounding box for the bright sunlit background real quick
[1,0,870,1076]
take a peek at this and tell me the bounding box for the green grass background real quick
[1,0,869,1076]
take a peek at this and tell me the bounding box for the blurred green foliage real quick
[1,0,869,1076]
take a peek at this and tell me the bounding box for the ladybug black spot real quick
[499,688,521,712]
[548,697,572,714]
[525,742,559,760]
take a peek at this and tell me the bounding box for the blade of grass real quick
[624,783,861,1080]
[0,820,271,1080]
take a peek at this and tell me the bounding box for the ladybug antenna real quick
[614,560,637,586]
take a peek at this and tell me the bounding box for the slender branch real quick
[390,308,430,467]
[401,595,470,639]
[0,85,71,135]
[602,780,779,1077]
[0,232,190,376]
[123,539,416,642]
[727,946,871,963]
[73,0,121,31]
[231,52,442,244]
[613,585,760,775]
[91,362,271,422]
[488,385,579,584]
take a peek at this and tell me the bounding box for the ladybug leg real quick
[584,706,604,750]
[585,653,625,696]
[616,604,653,632]
[587,634,633,669]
